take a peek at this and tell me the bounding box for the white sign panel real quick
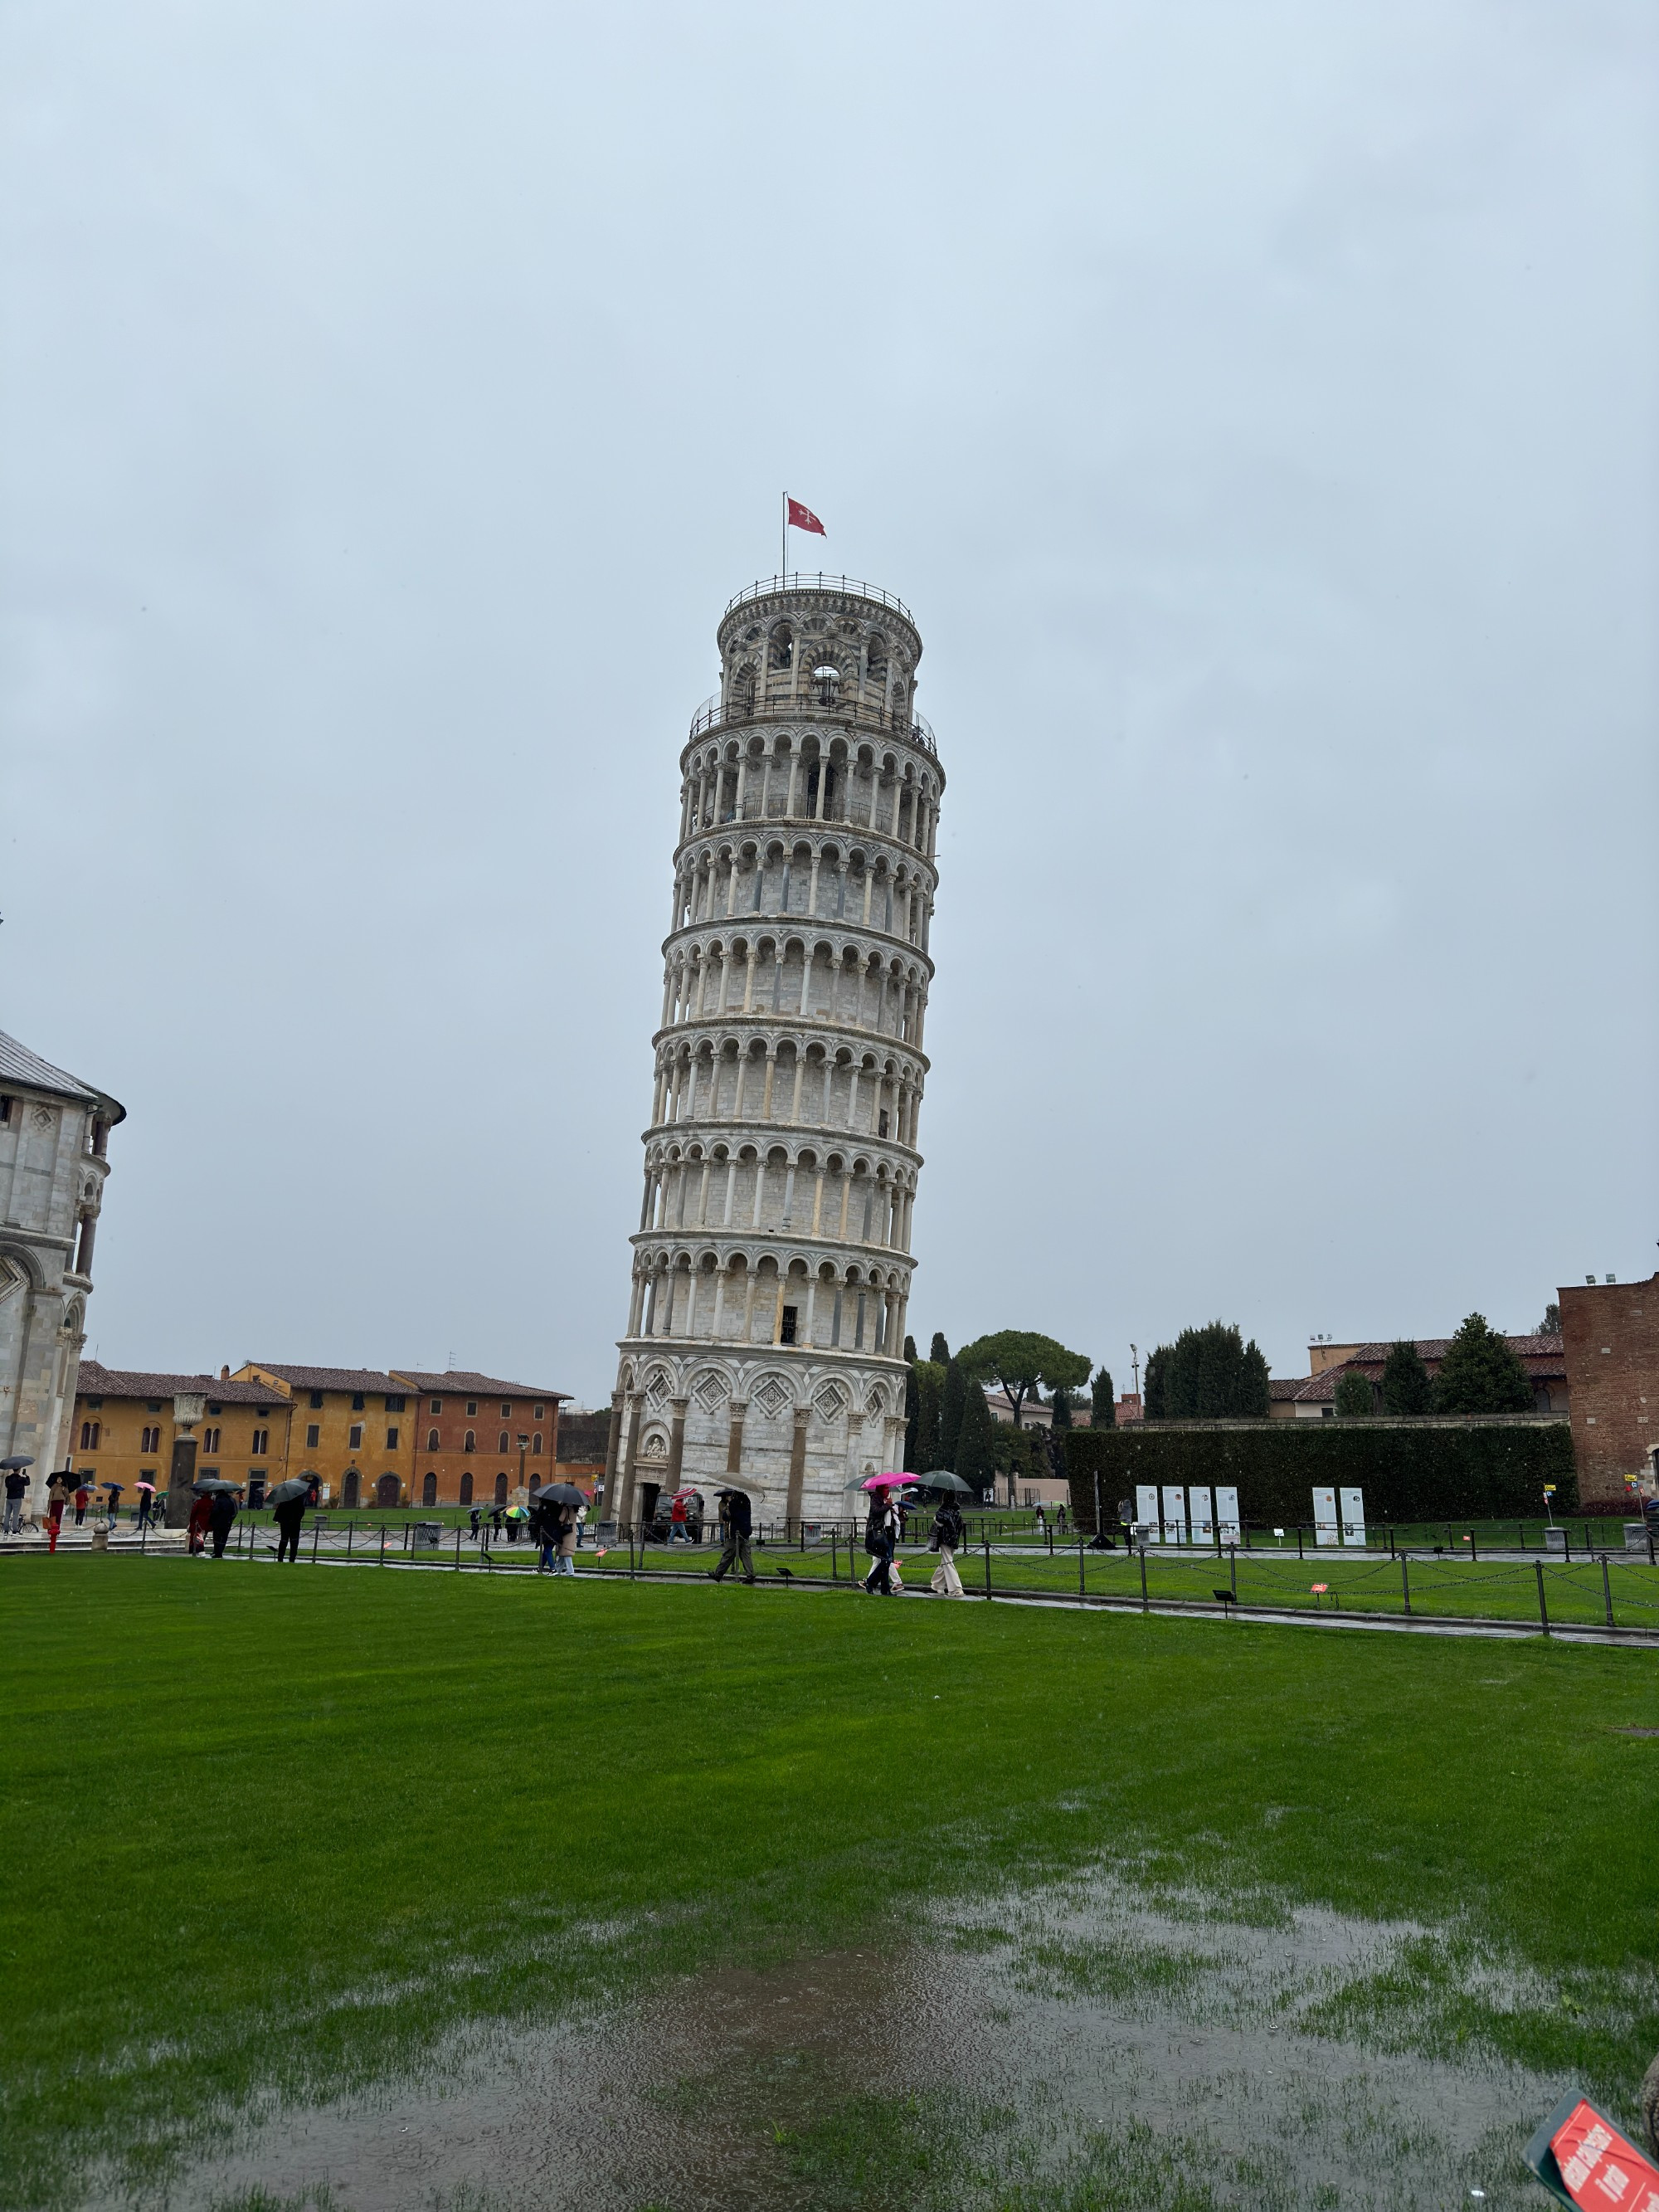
[1339,1486,1366,1547]
[1215,1485,1241,1543]
[1135,1484,1159,1535]
[1161,1485,1188,1545]
[1313,1485,1340,1547]
[1188,1486,1214,1544]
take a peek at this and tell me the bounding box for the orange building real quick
[70,1363,294,1506]
[231,1364,416,1508]
[391,1372,568,1508]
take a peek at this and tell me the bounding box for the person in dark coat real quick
[711,1488,756,1583]
[136,1487,154,1532]
[208,1487,239,1558]
[187,1492,213,1556]
[2,1464,29,1537]
[468,1506,482,1539]
[928,1495,966,1598]
[74,1482,91,1526]
[863,1490,898,1595]
[273,1480,314,1565]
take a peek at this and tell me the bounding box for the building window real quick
[500,1401,511,1417]
[498,1430,509,1453]
[533,1403,545,1419]
[386,1395,405,1412]
[351,1392,365,1411]
[147,1400,161,1413]
[460,1472,473,1505]
[140,1425,161,1454]
[532,1433,542,1454]
[306,1424,320,1449]
[430,1397,441,1413]
[348,1423,364,1449]
[781,1305,798,1345]
[197,1467,217,1480]
[202,1427,221,1453]
[466,1401,478,1417]
[422,1473,437,1505]
[207,1402,222,1415]
[494,1472,508,1504]
[386,1427,399,1449]
[464,1430,475,1452]
[426,1427,440,1450]
[251,1429,269,1455]
[309,1391,324,1409]
[80,1420,100,1450]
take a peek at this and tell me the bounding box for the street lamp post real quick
[518,1434,530,1496]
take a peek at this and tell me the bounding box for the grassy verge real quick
[3,1558,1657,2206]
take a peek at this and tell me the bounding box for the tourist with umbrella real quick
[922,1473,971,1598]
[533,1483,585,1575]
[710,1485,756,1584]
[197,1478,242,1558]
[1,1454,32,1537]
[669,1488,692,1544]
[134,1479,157,1532]
[861,1474,906,1596]
[267,1474,319,1564]
[72,1477,92,1527]
[103,1479,124,1523]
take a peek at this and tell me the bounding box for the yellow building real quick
[70,1363,294,1508]
[231,1364,417,1508]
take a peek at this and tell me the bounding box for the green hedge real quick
[1061,1420,1578,1530]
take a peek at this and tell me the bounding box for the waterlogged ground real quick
[90,1865,1637,2212]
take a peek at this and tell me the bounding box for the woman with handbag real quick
[928,1496,966,1598]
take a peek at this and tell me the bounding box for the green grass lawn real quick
[4,1557,1658,2209]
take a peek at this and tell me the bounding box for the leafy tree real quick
[1433,1313,1534,1415]
[1380,1340,1433,1417]
[939,1357,967,1469]
[956,1331,1092,1428]
[990,1418,1047,1504]
[1333,1369,1375,1418]
[1090,1367,1115,1428]
[929,1332,951,1367]
[1050,1384,1074,1430]
[954,1378,996,1496]
[1146,1323,1271,1419]
[903,1349,921,1466]
[1144,1346,1170,1421]
[1539,1302,1561,1337]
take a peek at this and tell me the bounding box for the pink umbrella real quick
[861,1473,912,1490]
[134,1480,157,1493]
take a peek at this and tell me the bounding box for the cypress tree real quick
[1433,1314,1534,1415]
[955,1379,995,1497]
[903,1352,922,1467]
[1380,1340,1433,1416]
[915,1367,943,1471]
[1333,1369,1374,1417]
[939,1357,967,1469]
[1051,1384,1073,1430]
[929,1331,951,1367]
[1091,1366,1115,1427]
[1144,1346,1170,1420]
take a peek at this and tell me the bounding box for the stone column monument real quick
[606,574,944,1534]
[164,1392,205,1528]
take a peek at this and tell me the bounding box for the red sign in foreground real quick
[1551,2099,1659,2209]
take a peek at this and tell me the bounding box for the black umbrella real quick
[192,1477,242,1494]
[0,1454,34,1471]
[533,1483,586,1505]
[914,1470,972,1494]
[265,1478,315,1505]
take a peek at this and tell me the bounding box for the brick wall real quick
[1559,1274,1659,1508]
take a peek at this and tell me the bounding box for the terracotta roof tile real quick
[77,1362,280,1406]
[393,1371,570,1401]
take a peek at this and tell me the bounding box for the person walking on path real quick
[553,1501,578,1576]
[46,1472,71,1553]
[574,1501,589,1549]
[711,1488,756,1583]
[135,1485,154,1533]
[531,1497,557,1574]
[863,1490,898,1595]
[208,1487,240,1558]
[187,1490,212,1555]
[73,1482,91,1527]
[273,1479,314,1565]
[4,1464,31,1536]
[928,1495,966,1598]
[1056,1500,1068,1537]
[669,1491,689,1544]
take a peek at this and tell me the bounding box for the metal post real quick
[1602,1552,1614,1629]
[1469,1528,1477,1563]
[455,1527,462,1571]
[380,1526,386,1566]
[983,1537,991,1600]
[1139,1542,1148,1612]
[1535,1561,1550,1636]
[1228,1543,1237,1600]
[311,1520,319,1562]
[629,1525,636,1579]
[1401,1553,1410,1615]
[347,1520,353,1558]
[1297,1525,1304,1561]
[1078,1533,1085,1600]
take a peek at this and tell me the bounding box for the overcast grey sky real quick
[3,1,1655,1405]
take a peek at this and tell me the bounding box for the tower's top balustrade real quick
[705,572,937,765]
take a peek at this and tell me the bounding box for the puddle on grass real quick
[98,1878,1580,2212]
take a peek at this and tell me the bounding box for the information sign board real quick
[1160,1485,1187,1545]
[1339,1485,1365,1547]
[1215,1486,1241,1543]
[1188,1486,1214,1544]
[1313,1486,1340,1547]
[1136,1485,1159,1537]
[1522,2090,1659,2210]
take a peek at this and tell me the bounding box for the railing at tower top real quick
[722,574,917,629]
[688,693,938,760]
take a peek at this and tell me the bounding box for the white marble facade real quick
[606,577,942,1530]
[0,1030,124,1512]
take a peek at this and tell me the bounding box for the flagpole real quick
[781,491,786,587]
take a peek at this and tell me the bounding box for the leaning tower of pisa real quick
[605,573,943,1535]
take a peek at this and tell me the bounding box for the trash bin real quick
[411,1521,444,1552]
[1625,1523,1650,1555]
[1545,1527,1567,1554]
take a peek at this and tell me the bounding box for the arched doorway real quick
[343,1469,360,1509]
[376,1474,400,1508]
[460,1472,473,1505]
[422,1472,437,1506]
[494,1472,508,1505]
